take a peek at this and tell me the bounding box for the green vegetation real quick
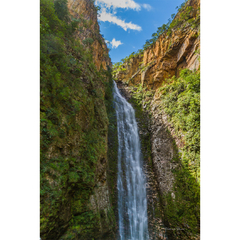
[40,0,115,239]
[129,84,154,111]
[125,69,200,239]
[128,68,200,178]
[127,69,200,183]
[112,50,143,76]
[158,69,200,238]
[159,69,200,181]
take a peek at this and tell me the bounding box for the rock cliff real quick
[113,0,200,239]
[115,0,200,90]
[67,0,111,70]
[40,0,116,239]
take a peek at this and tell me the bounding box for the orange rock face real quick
[68,0,111,71]
[114,0,200,90]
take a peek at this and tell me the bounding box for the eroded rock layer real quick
[115,0,200,90]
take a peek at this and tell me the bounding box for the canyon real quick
[40,0,200,239]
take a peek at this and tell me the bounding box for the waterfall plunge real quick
[113,82,149,240]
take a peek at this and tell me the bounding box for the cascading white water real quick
[113,81,149,240]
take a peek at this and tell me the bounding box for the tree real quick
[54,0,69,21]
[171,13,176,19]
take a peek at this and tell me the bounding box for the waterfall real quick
[113,81,149,240]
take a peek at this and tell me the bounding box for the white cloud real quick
[98,8,142,31]
[110,38,123,49]
[142,4,152,11]
[105,39,110,45]
[96,0,141,11]
[105,38,123,49]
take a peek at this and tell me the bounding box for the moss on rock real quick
[40,1,117,239]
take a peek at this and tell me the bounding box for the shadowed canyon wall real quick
[40,0,117,239]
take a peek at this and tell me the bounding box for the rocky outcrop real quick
[68,0,111,70]
[115,0,200,90]
[113,0,200,239]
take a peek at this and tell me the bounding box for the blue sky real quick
[95,0,186,63]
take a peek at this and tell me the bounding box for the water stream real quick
[113,82,149,240]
